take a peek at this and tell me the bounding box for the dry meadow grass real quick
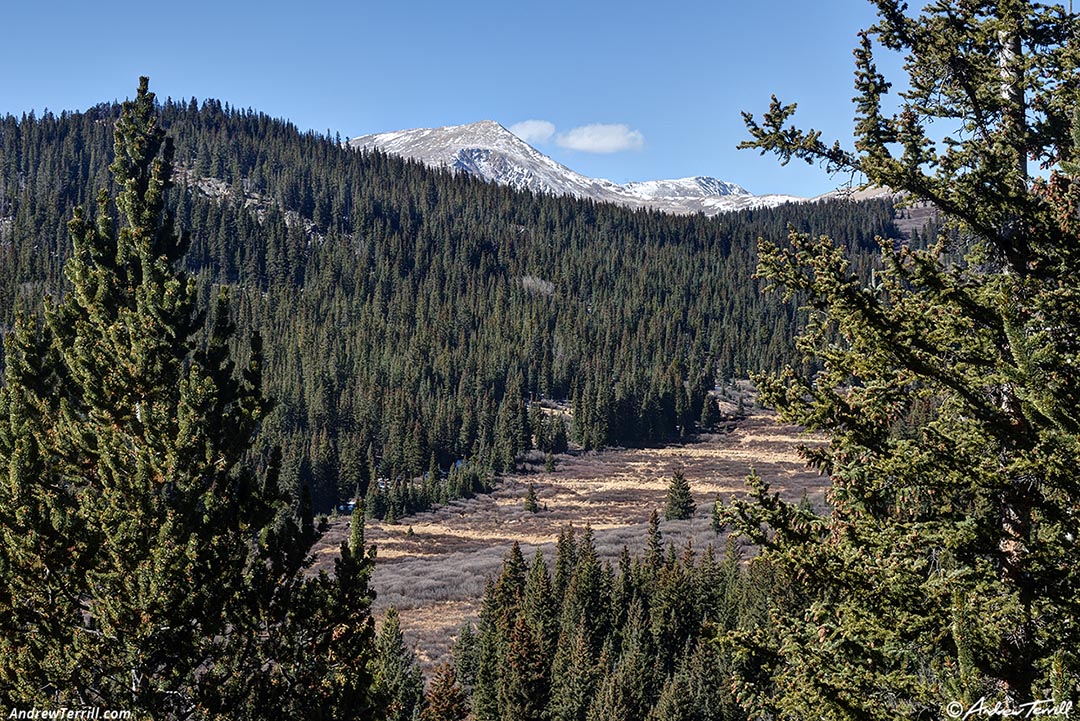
[311,399,828,670]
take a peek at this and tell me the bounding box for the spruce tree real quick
[524,482,540,513]
[553,525,578,604]
[562,527,607,656]
[648,637,740,721]
[498,615,549,721]
[586,600,655,721]
[471,584,505,721]
[0,79,380,717]
[220,503,381,718]
[524,549,559,661]
[420,663,468,721]
[551,415,569,454]
[709,493,723,534]
[663,469,694,521]
[452,622,479,695]
[492,541,528,626]
[548,622,599,721]
[724,2,1080,717]
[697,393,719,431]
[374,607,425,721]
[647,671,695,721]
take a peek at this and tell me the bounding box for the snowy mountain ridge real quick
[348,121,806,216]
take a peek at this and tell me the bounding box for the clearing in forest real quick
[310,406,827,669]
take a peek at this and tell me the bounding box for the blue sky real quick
[3,0,893,197]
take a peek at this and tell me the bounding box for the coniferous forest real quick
[3,0,1079,717]
[450,526,776,721]
[0,96,896,516]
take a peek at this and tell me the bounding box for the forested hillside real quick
[0,100,898,513]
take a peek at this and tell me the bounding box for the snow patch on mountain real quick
[348,121,805,216]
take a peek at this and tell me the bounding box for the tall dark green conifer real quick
[725,1,1080,716]
[548,621,599,721]
[374,607,425,721]
[524,549,558,660]
[466,523,764,721]
[663,469,694,521]
[0,79,380,718]
[645,510,664,570]
[499,615,549,721]
[452,622,479,695]
[524,482,540,513]
[471,585,504,721]
[553,525,578,604]
[492,542,528,626]
[586,600,654,721]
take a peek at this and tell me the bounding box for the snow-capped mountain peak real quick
[348,121,803,215]
[350,120,627,201]
[622,176,748,200]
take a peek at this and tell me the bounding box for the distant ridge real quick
[348,121,807,216]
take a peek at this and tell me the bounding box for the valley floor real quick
[310,408,828,670]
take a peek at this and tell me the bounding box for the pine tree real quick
[550,415,569,454]
[725,2,1080,717]
[562,527,607,656]
[524,482,540,513]
[471,609,503,721]
[233,503,382,718]
[452,622,479,695]
[547,621,599,721]
[586,600,655,721]
[553,525,578,604]
[663,469,693,521]
[710,493,723,534]
[697,393,719,430]
[0,78,380,717]
[492,541,528,625]
[524,549,558,660]
[494,390,522,473]
[649,545,698,676]
[374,607,426,721]
[498,615,548,721]
[648,637,740,721]
[420,663,468,721]
[647,671,694,721]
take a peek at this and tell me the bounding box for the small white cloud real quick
[509,119,556,145]
[556,123,645,153]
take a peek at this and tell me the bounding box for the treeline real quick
[428,521,788,721]
[0,100,897,514]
